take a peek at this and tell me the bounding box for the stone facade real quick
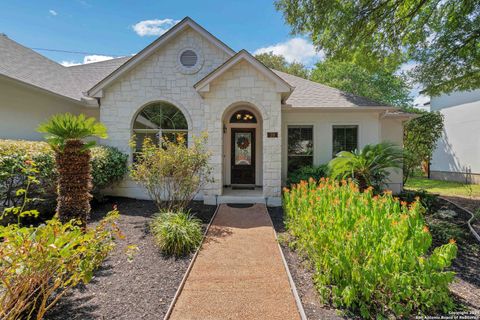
[201,60,283,203]
[99,26,283,203]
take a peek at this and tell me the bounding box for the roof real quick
[194,50,293,100]
[0,33,129,101]
[274,70,392,109]
[0,18,399,111]
[87,17,236,97]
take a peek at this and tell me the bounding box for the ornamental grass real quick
[283,178,457,318]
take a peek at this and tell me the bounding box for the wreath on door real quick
[237,136,250,149]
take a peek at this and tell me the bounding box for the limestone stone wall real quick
[201,60,283,202]
[99,27,231,199]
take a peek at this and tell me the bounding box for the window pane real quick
[230,110,257,123]
[133,102,188,130]
[288,127,313,155]
[288,126,313,173]
[333,126,358,156]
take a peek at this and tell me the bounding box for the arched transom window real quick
[133,102,188,152]
[229,110,257,123]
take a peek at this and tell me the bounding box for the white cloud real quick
[60,55,115,67]
[254,38,324,66]
[49,9,58,16]
[132,18,179,37]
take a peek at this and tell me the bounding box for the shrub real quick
[90,145,129,193]
[150,211,203,256]
[287,164,328,185]
[131,134,212,211]
[0,140,128,220]
[0,210,120,320]
[328,142,403,191]
[283,178,457,318]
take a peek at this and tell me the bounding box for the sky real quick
[0,0,427,105]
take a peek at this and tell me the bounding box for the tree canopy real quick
[255,51,309,78]
[275,0,480,95]
[311,59,412,107]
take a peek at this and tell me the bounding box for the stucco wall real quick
[281,110,404,193]
[431,90,480,182]
[0,77,98,140]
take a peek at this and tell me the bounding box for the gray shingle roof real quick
[0,34,390,109]
[0,34,129,101]
[273,70,391,108]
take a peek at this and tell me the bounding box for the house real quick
[431,89,480,184]
[0,17,413,205]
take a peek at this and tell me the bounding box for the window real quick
[179,50,198,67]
[332,125,358,157]
[287,126,313,173]
[133,102,188,153]
[230,110,257,123]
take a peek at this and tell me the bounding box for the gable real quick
[87,17,235,97]
[194,50,293,101]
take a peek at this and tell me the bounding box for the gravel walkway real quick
[168,203,301,320]
[46,198,216,320]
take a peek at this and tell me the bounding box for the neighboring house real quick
[0,17,413,205]
[431,89,480,184]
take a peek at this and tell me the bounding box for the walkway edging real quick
[265,207,308,320]
[440,196,480,244]
[163,205,220,320]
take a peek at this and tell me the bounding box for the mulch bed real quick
[427,198,480,311]
[46,198,216,320]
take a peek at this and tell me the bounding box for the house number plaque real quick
[267,132,278,138]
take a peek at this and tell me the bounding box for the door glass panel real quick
[234,132,252,165]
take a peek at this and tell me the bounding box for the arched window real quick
[229,110,257,123]
[133,102,188,152]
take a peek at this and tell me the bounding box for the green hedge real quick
[283,179,457,318]
[287,164,328,185]
[0,140,128,209]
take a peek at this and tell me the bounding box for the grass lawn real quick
[405,177,480,198]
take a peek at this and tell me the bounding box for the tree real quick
[255,52,309,78]
[38,113,107,225]
[403,109,444,183]
[311,59,412,107]
[328,142,404,191]
[275,0,480,95]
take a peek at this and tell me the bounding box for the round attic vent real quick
[179,50,198,67]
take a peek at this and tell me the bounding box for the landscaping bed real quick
[268,207,348,320]
[46,198,216,320]
[426,198,480,311]
[269,193,480,319]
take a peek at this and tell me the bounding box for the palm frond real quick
[38,113,107,150]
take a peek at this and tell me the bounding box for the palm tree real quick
[38,113,107,225]
[328,142,403,191]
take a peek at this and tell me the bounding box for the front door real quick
[231,128,255,185]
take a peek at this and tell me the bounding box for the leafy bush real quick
[150,211,203,256]
[0,210,120,320]
[328,142,403,191]
[90,146,129,193]
[131,134,211,211]
[0,140,128,216]
[287,164,328,185]
[283,178,457,318]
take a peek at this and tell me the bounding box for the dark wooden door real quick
[231,128,255,185]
